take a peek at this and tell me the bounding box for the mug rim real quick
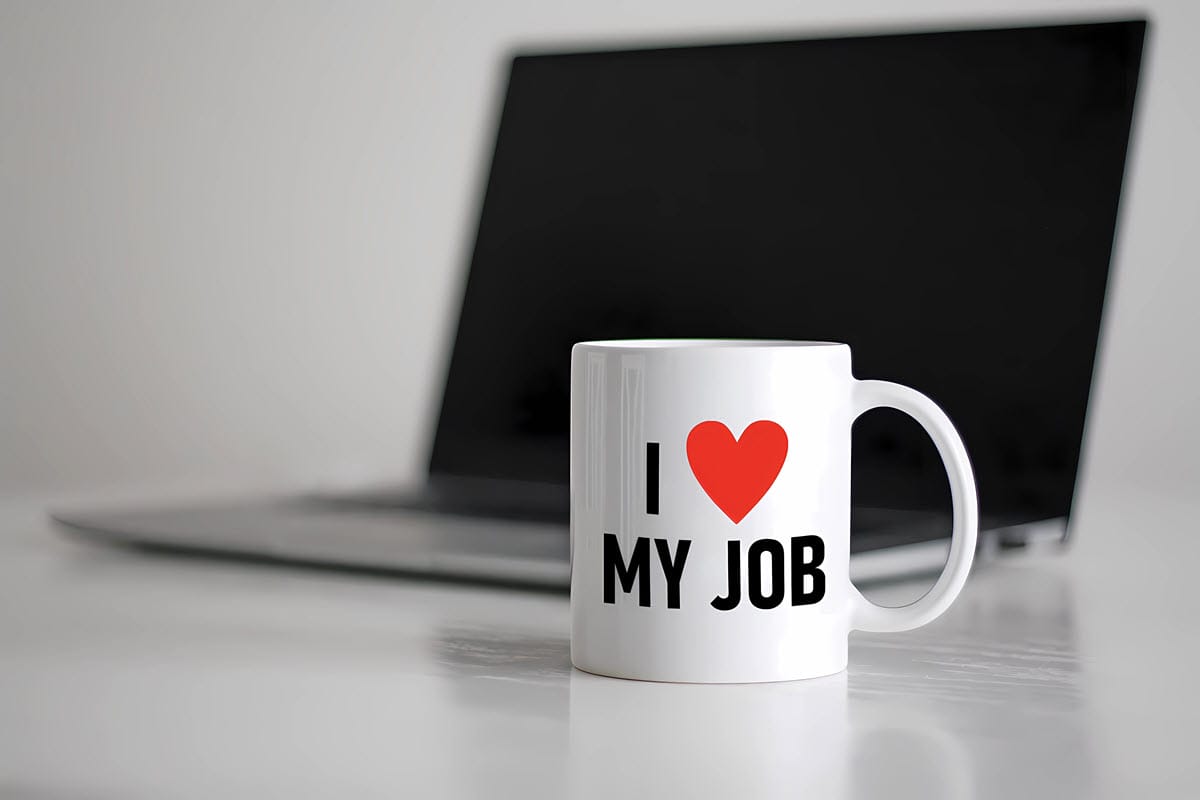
[574,338,848,350]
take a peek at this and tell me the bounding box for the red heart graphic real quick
[686,420,788,524]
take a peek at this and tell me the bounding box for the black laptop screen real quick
[430,21,1145,524]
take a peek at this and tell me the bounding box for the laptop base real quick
[52,494,1063,589]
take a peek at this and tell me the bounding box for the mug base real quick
[570,659,848,685]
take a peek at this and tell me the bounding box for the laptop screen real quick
[429,20,1145,526]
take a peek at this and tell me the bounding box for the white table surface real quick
[2,487,1198,799]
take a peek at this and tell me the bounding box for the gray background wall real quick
[2,0,1197,504]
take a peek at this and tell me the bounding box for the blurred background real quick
[2,0,1196,506]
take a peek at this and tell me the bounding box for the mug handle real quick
[850,380,978,632]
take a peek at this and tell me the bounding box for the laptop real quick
[54,18,1147,588]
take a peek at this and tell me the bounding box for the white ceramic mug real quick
[570,340,977,683]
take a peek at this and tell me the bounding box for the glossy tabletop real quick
[1,486,1197,799]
